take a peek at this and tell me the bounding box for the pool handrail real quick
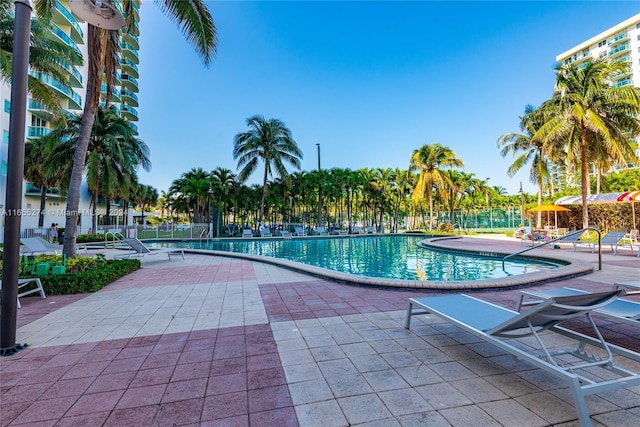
[502,227,602,272]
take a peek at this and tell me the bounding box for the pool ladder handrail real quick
[502,227,602,272]
[104,231,126,249]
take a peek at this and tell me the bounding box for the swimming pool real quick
[148,235,561,282]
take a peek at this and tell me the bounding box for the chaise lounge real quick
[405,291,640,427]
[115,238,185,259]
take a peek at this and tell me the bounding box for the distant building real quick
[0,1,141,240]
[556,13,640,172]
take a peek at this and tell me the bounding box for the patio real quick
[1,235,639,426]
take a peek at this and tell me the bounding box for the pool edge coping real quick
[166,235,594,291]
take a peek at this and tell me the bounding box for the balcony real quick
[28,99,55,122]
[122,32,139,50]
[100,103,120,115]
[119,58,139,78]
[52,25,82,57]
[54,1,83,43]
[27,126,51,138]
[612,54,631,65]
[100,84,121,102]
[121,74,139,91]
[121,89,139,106]
[127,122,138,134]
[31,72,82,110]
[612,79,633,88]
[120,42,139,63]
[608,33,629,47]
[60,59,82,87]
[121,105,138,120]
[25,183,63,198]
[609,44,629,58]
[572,51,591,64]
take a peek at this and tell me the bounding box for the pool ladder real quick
[502,227,602,272]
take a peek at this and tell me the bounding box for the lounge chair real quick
[614,231,639,256]
[259,226,272,237]
[352,226,362,234]
[595,231,632,255]
[294,226,307,236]
[20,237,60,254]
[556,230,592,251]
[366,226,375,234]
[316,226,328,236]
[517,287,640,327]
[242,229,253,238]
[405,292,640,427]
[0,277,46,308]
[115,238,184,259]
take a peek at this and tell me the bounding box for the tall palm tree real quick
[34,0,217,256]
[233,115,303,224]
[51,106,151,232]
[497,105,554,228]
[0,5,83,118]
[409,143,464,230]
[537,59,640,227]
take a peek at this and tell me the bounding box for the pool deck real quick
[1,234,639,426]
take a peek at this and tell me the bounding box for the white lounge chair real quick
[20,237,60,254]
[366,226,375,234]
[242,229,253,238]
[0,277,46,308]
[316,226,328,236]
[405,291,640,427]
[604,231,638,256]
[294,226,307,236]
[352,226,362,234]
[517,287,640,327]
[115,238,184,259]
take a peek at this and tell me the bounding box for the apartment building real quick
[0,0,140,238]
[556,12,640,170]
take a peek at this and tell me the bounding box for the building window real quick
[4,100,10,113]
[3,130,8,144]
[598,40,607,47]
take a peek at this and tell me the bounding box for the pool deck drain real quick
[1,235,639,426]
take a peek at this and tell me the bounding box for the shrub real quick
[436,223,454,232]
[77,233,107,243]
[37,259,140,295]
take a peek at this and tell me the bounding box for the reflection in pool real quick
[149,235,560,282]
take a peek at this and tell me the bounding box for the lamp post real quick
[316,143,321,228]
[519,181,525,226]
[208,187,213,238]
[0,0,32,356]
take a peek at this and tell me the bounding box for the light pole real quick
[316,143,322,228]
[0,0,32,356]
[208,187,213,238]
[519,181,525,226]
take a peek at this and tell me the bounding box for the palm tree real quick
[0,7,83,117]
[409,143,464,230]
[24,134,64,227]
[51,106,151,232]
[537,59,640,227]
[33,0,217,256]
[233,115,303,224]
[498,105,554,228]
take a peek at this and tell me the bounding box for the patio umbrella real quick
[527,204,571,229]
[555,191,640,229]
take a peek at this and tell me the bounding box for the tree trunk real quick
[260,165,268,224]
[580,124,590,228]
[38,190,46,228]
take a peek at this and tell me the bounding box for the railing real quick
[104,231,126,248]
[502,227,603,271]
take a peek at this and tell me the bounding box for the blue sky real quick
[136,1,640,196]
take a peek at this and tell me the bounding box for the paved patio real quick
[1,235,639,426]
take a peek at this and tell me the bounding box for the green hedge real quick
[37,259,141,295]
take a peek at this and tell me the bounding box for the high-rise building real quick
[555,13,640,172]
[0,1,140,239]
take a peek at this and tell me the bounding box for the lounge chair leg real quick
[405,301,414,329]
[569,378,592,427]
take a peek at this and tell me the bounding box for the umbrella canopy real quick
[527,204,571,212]
[554,191,640,229]
[527,204,571,229]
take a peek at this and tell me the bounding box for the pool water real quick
[149,235,559,282]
